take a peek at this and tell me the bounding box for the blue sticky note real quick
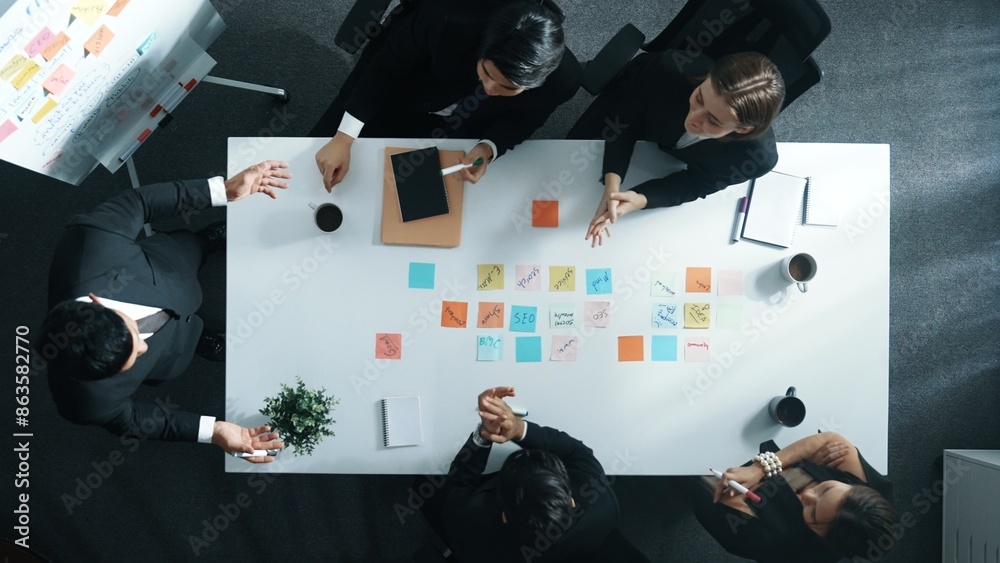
[515,336,542,362]
[652,304,680,329]
[652,335,678,361]
[477,334,503,361]
[586,268,613,295]
[510,305,538,333]
[408,262,435,289]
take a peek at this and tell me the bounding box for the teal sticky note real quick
[477,334,503,361]
[408,262,435,289]
[652,304,680,329]
[651,335,678,361]
[586,268,612,295]
[510,305,538,332]
[716,303,742,330]
[515,336,542,362]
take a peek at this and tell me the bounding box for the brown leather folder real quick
[381,147,464,247]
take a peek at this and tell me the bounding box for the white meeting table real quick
[225,138,889,476]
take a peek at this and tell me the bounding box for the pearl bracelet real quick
[753,451,783,478]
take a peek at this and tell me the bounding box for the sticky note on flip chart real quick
[43,65,76,96]
[549,303,576,328]
[551,336,577,361]
[477,335,503,361]
[477,302,504,328]
[549,266,575,292]
[70,0,110,26]
[11,61,42,90]
[685,338,710,362]
[686,267,712,293]
[1,55,29,82]
[515,337,542,362]
[652,304,680,329]
[618,336,644,362]
[107,0,132,16]
[441,301,468,328]
[510,306,537,333]
[477,264,504,290]
[585,301,611,328]
[650,271,679,297]
[24,27,56,58]
[684,303,711,329]
[375,333,402,360]
[586,268,612,295]
[41,32,71,61]
[85,25,115,57]
[515,265,542,291]
[0,120,17,144]
[652,336,678,361]
[31,99,57,123]
[408,262,434,289]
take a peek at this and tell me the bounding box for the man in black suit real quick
[428,387,619,562]
[38,161,291,461]
[312,0,581,190]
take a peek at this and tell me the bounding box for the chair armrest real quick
[580,24,646,95]
[334,0,396,54]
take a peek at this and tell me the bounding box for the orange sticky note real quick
[375,333,402,359]
[107,0,131,16]
[477,302,504,328]
[85,25,115,57]
[11,61,42,90]
[618,335,644,362]
[43,64,76,96]
[532,200,559,227]
[41,32,71,61]
[441,301,469,328]
[685,267,712,293]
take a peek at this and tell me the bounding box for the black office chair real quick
[580,0,831,111]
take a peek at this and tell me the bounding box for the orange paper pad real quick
[532,200,559,227]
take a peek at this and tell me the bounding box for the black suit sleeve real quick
[516,421,607,480]
[97,391,203,442]
[68,179,214,238]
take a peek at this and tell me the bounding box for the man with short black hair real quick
[432,387,619,562]
[39,161,290,461]
[312,0,580,190]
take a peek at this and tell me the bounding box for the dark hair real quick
[38,300,132,380]
[824,485,897,558]
[478,1,565,89]
[498,449,574,540]
[708,52,784,141]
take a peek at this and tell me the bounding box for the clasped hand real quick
[476,386,523,443]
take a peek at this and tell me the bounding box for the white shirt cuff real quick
[517,420,528,441]
[197,416,216,443]
[476,140,498,162]
[471,423,492,448]
[338,112,364,139]
[207,177,227,207]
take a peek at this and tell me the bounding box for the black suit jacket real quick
[599,51,778,209]
[345,0,581,158]
[442,422,619,562]
[46,180,214,441]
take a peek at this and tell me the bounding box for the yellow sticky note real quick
[32,99,58,123]
[477,264,504,290]
[549,266,576,292]
[71,0,109,26]
[11,61,42,90]
[1,54,29,82]
[684,303,711,329]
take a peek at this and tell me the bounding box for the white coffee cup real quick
[780,253,817,293]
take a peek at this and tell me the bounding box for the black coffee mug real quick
[310,202,343,233]
[768,386,806,427]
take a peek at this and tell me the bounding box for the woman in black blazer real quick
[568,51,785,246]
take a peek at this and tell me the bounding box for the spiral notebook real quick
[391,147,450,222]
[803,178,840,227]
[741,171,808,248]
[381,395,422,447]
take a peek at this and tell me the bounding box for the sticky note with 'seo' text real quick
[585,301,610,328]
[510,305,537,333]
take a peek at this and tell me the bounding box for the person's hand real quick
[476,387,523,443]
[806,440,850,468]
[315,132,354,192]
[585,191,648,247]
[458,142,493,184]
[211,421,284,464]
[713,464,766,503]
[225,161,292,202]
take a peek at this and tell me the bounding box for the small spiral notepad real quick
[381,396,422,447]
[741,171,808,248]
[803,178,840,227]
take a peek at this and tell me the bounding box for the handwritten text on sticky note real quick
[441,301,468,328]
[477,335,503,361]
[549,303,576,328]
[549,266,575,292]
[586,268,612,295]
[686,267,712,293]
[651,271,678,297]
[510,305,537,332]
[551,335,577,361]
[477,264,504,290]
[652,304,680,329]
[43,64,76,96]
[685,338,710,362]
[515,264,541,291]
[85,25,115,57]
[375,333,402,359]
[477,302,504,328]
[684,303,711,329]
[584,301,611,328]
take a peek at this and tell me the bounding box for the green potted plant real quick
[260,376,340,456]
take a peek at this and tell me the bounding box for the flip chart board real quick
[0,0,224,184]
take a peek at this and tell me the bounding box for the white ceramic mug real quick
[780,253,817,293]
[309,202,343,233]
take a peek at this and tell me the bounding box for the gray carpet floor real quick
[1,0,998,561]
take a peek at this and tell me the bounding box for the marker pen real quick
[731,197,748,243]
[710,468,762,503]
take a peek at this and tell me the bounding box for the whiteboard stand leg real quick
[202,75,290,103]
[125,157,153,237]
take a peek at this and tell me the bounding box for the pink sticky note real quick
[717,269,744,296]
[551,335,578,361]
[685,338,711,362]
[0,120,17,143]
[375,333,402,360]
[43,64,76,96]
[25,27,56,58]
[584,301,611,328]
[515,265,542,291]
